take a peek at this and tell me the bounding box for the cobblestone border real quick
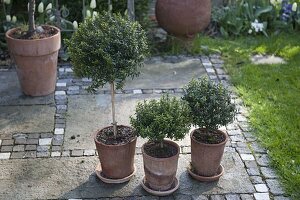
[0,55,289,200]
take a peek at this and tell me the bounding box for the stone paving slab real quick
[0,152,253,199]
[0,71,54,106]
[65,94,193,150]
[0,105,55,136]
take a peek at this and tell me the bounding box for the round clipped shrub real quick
[182,78,236,131]
[66,11,148,91]
[130,95,191,146]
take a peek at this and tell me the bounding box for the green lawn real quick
[189,33,300,199]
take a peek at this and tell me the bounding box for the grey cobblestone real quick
[37,151,50,158]
[13,145,25,152]
[247,168,261,176]
[261,167,278,179]
[1,145,13,152]
[256,154,270,167]
[26,138,39,145]
[182,146,191,154]
[250,176,264,184]
[51,146,62,152]
[24,151,37,158]
[15,138,26,145]
[10,152,25,159]
[210,195,226,200]
[240,194,254,200]
[273,196,290,200]
[191,195,209,200]
[25,145,37,151]
[71,149,84,157]
[0,152,10,159]
[62,150,70,157]
[53,135,64,146]
[253,193,270,200]
[37,145,50,152]
[27,133,40,139]
[266,179,285,195]
[1,139,14,146]
[225,194,240,200]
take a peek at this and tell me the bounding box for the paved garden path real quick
[0,55,289,200]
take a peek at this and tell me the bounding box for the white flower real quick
[90,0,96,9]
[6,15,11,22]
[92,11,98,19]
[248,29,253,34]
[251,19,264,32]
[73,21,78,29]
[49,15,55,21]
[270,0,276,6]
[86,10,91,18]
[38,2,44,13]
[12,15,17,23]
[292,3,297,12]
[46,3,52,14]
[4,0,11,4]
[277,0,282,4]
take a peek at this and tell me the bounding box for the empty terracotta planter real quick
[155,0,211,38]
[5,25,61,96]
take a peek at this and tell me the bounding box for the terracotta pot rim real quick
[142,140,180,161]
[5,25,60,41]
[94,125,137,147]
[190,128,228,147]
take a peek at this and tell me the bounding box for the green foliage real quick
[182,78,236,131]
[66,12,149,91]
[130,95,191,144]
[212,0,272,37]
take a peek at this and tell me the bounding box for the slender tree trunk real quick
[28,0,35,34]
[110,82,117,138]
[127,0,135,21]
[108,0,112,13]
[55,0,61,29]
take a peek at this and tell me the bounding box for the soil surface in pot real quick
[11,26,58,40]
[144,141,178,158]
[96,126,135,145]
[193,129,226,144]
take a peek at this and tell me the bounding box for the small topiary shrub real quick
[182,78,236,132]
[66,12,149,138]
[130,95,191,149]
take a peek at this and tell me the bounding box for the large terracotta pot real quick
[155,0,211,38]
[94,125,137,179]
[5,25,61,96]
[142,140,179,191]
[191,128,228,177]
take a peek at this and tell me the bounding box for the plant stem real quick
[160,141,164,149]
[110,82,117,139]
[28,0,35,34]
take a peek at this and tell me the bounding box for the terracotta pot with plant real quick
[5,0,61,96]
[182,78,236,181]
[130,95,191,196]
[66,12,148,183]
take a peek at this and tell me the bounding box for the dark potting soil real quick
[192,129,226,144]
[144,141,178,158]
[96,126,136,145]
[11,26,58,40]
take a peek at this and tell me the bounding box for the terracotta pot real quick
[191,128,228,177]
[155,0,211,38]
[94,125,137,179]
[142,140,179,191]
[5,25,61,96]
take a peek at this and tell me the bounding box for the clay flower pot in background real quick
[155,0,211,38]
[5,26,61,96]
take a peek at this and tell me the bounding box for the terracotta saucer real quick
[188,165,224,182]
[141,177,179,196]
[95,163,136,184]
